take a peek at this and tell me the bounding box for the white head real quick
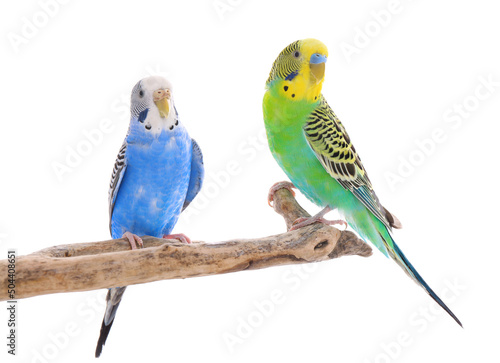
[130,76,178,134]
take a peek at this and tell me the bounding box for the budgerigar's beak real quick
[309,53,327,83]
[153,89,170,118]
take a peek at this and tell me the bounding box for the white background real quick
[1,0,499,362]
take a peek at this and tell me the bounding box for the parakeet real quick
[95,76,204,357]
[263,39,461,327]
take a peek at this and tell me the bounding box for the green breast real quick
[263,88,351,208]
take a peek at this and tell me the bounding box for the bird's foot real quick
[288,206,348,231]
[289,216,348,231]
[163,233,192,244]
[122,232,143,250]
[268,181,296,207]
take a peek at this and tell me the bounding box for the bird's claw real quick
[268,181,296,207]
[163,233,192,244]
[122,232,143,250]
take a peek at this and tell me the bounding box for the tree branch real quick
[0,188,372,301]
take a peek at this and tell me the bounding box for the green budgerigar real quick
[263,38,461,326]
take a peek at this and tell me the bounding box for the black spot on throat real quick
[284,86,288,92]
[145,124,151,130]
[291,94,295,98]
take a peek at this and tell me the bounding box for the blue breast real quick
[111,127,192,239]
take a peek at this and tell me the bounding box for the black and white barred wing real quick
[108,140,128,233]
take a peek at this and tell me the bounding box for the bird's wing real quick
[303,97,401,230]
[108,140,128,233]
[182,139,204,211]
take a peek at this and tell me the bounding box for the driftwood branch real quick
[0,188,372,301]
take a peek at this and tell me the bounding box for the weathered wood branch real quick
[0,188,372,301]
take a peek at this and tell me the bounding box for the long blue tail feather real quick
[390,238,463,327]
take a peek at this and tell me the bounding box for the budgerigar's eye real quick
[139,90,144,98]
[294,51,300,58]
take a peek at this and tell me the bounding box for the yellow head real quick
[266,38,328,103]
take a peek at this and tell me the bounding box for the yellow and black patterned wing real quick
[303,97,401,230]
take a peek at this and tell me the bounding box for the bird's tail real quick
[381,228,463,327]
[95,286,127,358]
[95,318,115,358]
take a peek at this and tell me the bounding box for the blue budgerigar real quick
[95,76,204,357]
